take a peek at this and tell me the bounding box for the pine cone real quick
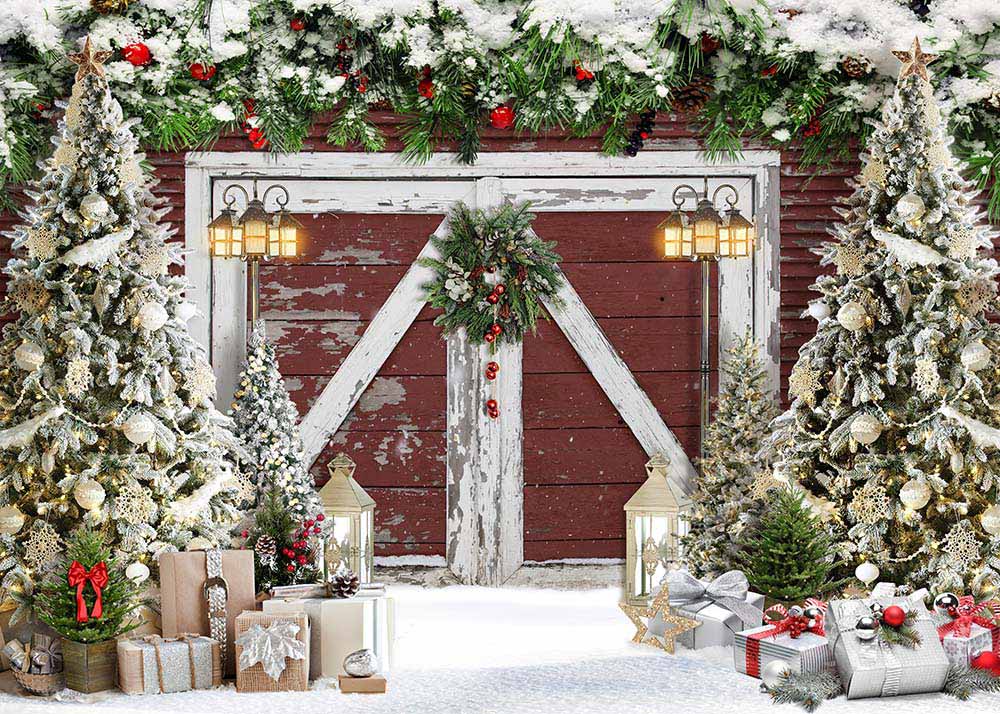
[671,77,712,115]
[329,569,360,598]
[254,534,277,558]
[841,57,870,79]
[91,0,130,13]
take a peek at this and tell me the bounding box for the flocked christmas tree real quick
[229,321,320,518]
[682,332,778,578]
[771,39,1000,594]
[0,40,251,603]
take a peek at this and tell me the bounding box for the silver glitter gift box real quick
[660,570,765,649]
[117,635,222,695]
[826,593,949,699]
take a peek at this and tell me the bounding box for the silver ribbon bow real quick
[666,570,764,627]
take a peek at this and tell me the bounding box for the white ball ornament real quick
[896,193,926,223]
[761,660,792,688]
[855,561,880,586]
[981,504,1000,536]
[126,561,150,584]
[14,341,45,371]
[837,301,867,332]
[899,479,931,510]
[186,536,213,551]
[73,478,106,511]
[850,413,882,445]
[79,194,110,224]
[122,413,155,445]
[0,505,25,535]
[808,301,831,321]
[961,340,991,372]
[137,302,169,332]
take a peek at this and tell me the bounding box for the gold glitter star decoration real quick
[892,36,938,83]
[619,586,699,654]
[788,362,823,407]
[24,522,62,570]
[68,36,113,81]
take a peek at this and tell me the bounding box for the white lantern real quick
[73,478,106,511]
[854,561,880,586]
[79,193,110,224]
[961,340,991,372]
[850,413,882,445]
[981,505,1000,536]
[186,536,213,551]
[807,301,831,321]
[320,453,376,585]
[899,479,931,510]
[137,302,169,331]
[14,341,45,371]
[0,505,25,535]
[896,193,926,224]
[122,412,155,445]
[837,302,867,332]
[125,561,151,583]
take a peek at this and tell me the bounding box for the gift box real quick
[735,625,832,678]
[938,622,994,667]
[234,611,309,692]
[932,595,1000,666]
[118,635,222,695]
[262,595,395,679]
[160,549,255,677]
[657,570,764,649]
[826,589,949,699]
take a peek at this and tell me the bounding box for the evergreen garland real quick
[421,202,563,345]
[243,490,323,592]
[944,665,1000,700]
[767,670,843,712]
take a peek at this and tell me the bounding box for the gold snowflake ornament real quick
[185,361,217,406]
[850,483,891,525]
[26,227,59,261]
[24,522,62,570]
[948,226,978,261]
[835,243,867,277]
[789,363,823,407]
[52,143,79,169]
[913,357,940,398]
[9,278,50,314]
[942,522,982,573]
[861,157,887,187]
[138,244,169,276]
[957,279,995,315]
[115,482,155,525]
[65,358,92,398]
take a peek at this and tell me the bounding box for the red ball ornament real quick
[484,332,496,343]
[485,371,497,381]
[490,324,502,335]
[494,284,505,295]
[247,127,264,142]
[122,42,152,67]
[971,651,1000,675]
[486,399,498,409]
[189,63,206,80]
[882,605,906,628]
[418,78,434,99]
[487,408,499,419]
[490,105,515,130]
[486,294,499,305]
[316,513,325,521]
[298,555,308,565]
[290,17,306,31]
[287,564,296,572]
[487,361,499,372]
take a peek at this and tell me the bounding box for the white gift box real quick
[938,621,994,667]
[262,595,394,680]
[666,592,765,649]
[734,625,832,678]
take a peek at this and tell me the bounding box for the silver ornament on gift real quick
[343,648,379,678]
[786,605,804,618]
[803,606,824,629]
[760,660,792,689]
[933,592,960,616]
[855,616,879,641]
[79,194,110,224]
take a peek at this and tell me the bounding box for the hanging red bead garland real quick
[242,99,268,149]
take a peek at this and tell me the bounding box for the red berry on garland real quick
[189,63,205,80]
[484,332,496,343]
[287,564,296,572]
[971,651,1000,675]
[488,409,499,419]
[316,513,325,521]
[882,605,906,628]
[486,399,498,409]
[487,361,499,372]
[298,555,308,565]
[490,324,502,335]
[122,42,152,67]
[290,17,306,31]
[490,105,515,130]
[494,284,505,295]
[418,78,434,99]
[313,526,321,534]
[761,64,779,77]
[241,529,249,538]
[486,294,499,305]
[485,371,497,381]
[803,118,822,137]
[247,127,264,143]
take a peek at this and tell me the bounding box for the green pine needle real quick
[944,665,1000,701]
[768,670,843,712]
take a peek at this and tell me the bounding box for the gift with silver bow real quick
[652,570,764,649]
[826,584,949,699]
[117,634,222,695]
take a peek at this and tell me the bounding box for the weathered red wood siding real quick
[0,112,856,559]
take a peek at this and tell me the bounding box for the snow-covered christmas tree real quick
[771,39,1000,593]
[229,321,320,517]
[682,332,778,578]
[0,40,250,599]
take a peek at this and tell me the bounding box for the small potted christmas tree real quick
[34,529,143,693]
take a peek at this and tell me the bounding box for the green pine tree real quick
[738,488,838,604]
[34,529,143,643]
[682,332,778,577]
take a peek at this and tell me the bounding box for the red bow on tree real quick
[67,560,108,623]
[937,596,1000,640]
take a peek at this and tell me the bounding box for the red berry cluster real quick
[289,17,306,31]
[283,513,325,573]
[122,41,152,67]
[243,99,268,150]
[486,399,499,419]
[418,66,434,99]
[331,39,368,94]
[485,361,499,382]
[760,64,779,78]
[490,105,514,130]
[573,60,594,89]
[32,102,47,121]
[189,63,216,81]
[483,322,502,343]
[802,117,822,137]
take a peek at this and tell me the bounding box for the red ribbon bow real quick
[765,598,827,639]
[937,596,1000,643]
[67,560,108,624]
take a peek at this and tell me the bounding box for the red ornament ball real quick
[490,105,515,130]
[316,513,325,522]
[486,294,499,305]
[486,399,498,409]
[122,42,152,67]
[484,332,496,343]
[487,362,499,372]
[418,78,434,99]
[189,63,216,80]
[287,564,296,572]
[882,605,906,628]
[491,323,502,335]
[494,284,505,295]
[290,17,306,31]
[485,371,496,381]
[487,409,499,419]
[972,651,1000,672]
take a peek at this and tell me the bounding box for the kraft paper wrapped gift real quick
[234,611,309,692]
[658,570,764,649]
[735,625,832,678]
[159,550,256,677]
[826,589,949,699]
[117,635,222,695]
[262,595,395,679]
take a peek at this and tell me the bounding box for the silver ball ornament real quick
[899,479,931,510]
[343,648,379,678]
[807,301,831,321]
[980,504,1000,536]
[79,193,110,224]
[787,605,804,618]
[803,606,824,624]
[933,593,960,616]
[850,413,882,445]
[837,301,867,332]
[122,412,155,445]
[73,478,106,511]
[855,616,879,641]
[760,660,792,688]
[961,340,991,372]
[896,193,926,223]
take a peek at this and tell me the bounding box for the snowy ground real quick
[2,583,998,714]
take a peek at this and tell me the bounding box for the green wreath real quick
[421,202,563,345]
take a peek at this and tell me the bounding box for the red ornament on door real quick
[490,105,515,130]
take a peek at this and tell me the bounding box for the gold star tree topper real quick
[619,585,700,654]
[68,37,113,81]
[892,37,938,82]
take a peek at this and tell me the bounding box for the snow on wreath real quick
[421,202,563,345]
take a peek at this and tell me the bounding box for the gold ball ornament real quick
[899,479,931,510]
[14,341,45,371]
[137,302,169,331]
[79,194,110,224]
[0,505,26,535]
[961,340,991,372]
[186,536,213,551]
[896,193,926,224]
[122,412,155,445]
[850,413,882,445]
[981,505,1000,536]
[73,478,106,511]
[837,301,867,332]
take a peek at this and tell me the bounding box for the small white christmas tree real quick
[230,321,320,518]
[682,332,778,577]
[772,39,1000,593]
[0,40,250,598]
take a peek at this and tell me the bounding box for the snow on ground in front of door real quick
[4,585,996,714]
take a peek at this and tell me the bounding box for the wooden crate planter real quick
[62,639,117,693]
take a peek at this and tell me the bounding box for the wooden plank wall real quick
[0,112,864,559]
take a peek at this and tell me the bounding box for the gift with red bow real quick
[931,592,1000,666]
[735,599,834,679]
